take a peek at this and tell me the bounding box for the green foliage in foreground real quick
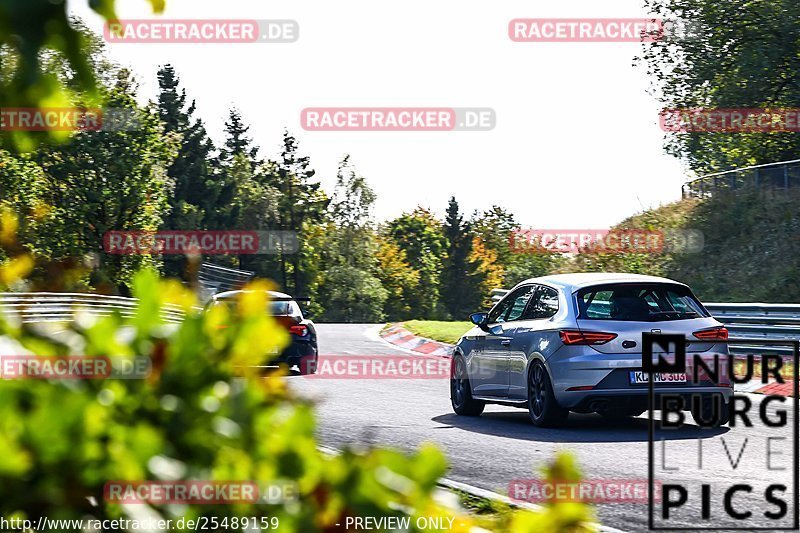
[402,321,473,345]
[0,0,165,152]
[0,223,596,531]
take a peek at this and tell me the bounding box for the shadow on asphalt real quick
[432,410,729,442]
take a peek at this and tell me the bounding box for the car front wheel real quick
[450,355,485,416]
[528,361,568,427]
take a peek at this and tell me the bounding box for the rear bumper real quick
[565,388,732,412]
[555,366,732,409]
[550,345,732,409]
[272,339,317,366]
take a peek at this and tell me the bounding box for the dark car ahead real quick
[207,290,318,374]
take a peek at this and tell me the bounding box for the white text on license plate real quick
[629,371,687,384]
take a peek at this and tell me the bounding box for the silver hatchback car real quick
[450,273,733,427]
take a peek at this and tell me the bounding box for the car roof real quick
[513,272,689,292]
[212,289,293,301]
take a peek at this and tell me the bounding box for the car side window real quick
[487,297,512,324]
[493,286,537,323]
[522,286,560,320]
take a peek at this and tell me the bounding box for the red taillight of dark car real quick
[289,324,308,337]
[692,326,729,341]
[559,329,618,345]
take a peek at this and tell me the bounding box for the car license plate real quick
[629,371,687,384]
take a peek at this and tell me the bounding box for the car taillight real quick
[289,324,308,337]
[559,330,618,345]
[692,326,728,341]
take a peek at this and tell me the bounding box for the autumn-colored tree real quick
[375,237,420,320]
[469,237,505,309]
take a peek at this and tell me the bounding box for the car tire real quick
[690,394,730,427]
[299,349,318,375]
[528,361,568,427]
[450,355,485,416]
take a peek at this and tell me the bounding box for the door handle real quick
[500,340,511,346]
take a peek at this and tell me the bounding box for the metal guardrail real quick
[682,158,800,199]
[705,303,800,356]
[0,293,186,324]
[198,262,255,303]
[490,289,799,355]
[0,263,258,325]
[490,289,509,303]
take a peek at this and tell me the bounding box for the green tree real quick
[471,206,562,288]
[213,108,263,230]
[6,72,177,292]
[219,108,261,168]
[385,208,446,318]
[273,131,328,295]
[375,237,420,320]
[317,156,386,322]
[639,0,800,174]
[156,65,218,230]
[0,0,165,151]
[440,197,482,319]
[156,65,219,278]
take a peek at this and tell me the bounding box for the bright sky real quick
[68,0,691,229]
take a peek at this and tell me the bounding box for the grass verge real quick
[402,320,473,345]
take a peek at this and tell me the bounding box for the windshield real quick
[576,283,709,322]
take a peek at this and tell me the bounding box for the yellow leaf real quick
[0,255,34,285]
[0,208,18,245]
[148,0,166,13]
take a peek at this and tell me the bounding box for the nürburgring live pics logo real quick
[644,333,799,530]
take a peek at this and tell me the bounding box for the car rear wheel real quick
[528,361,568,427]
[298,349,318,375]
[450,355,484,416]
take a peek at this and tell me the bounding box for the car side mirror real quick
[469,312,490,332]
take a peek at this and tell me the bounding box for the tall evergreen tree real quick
[219,108,261,167]
[156,65,218,231]
[441,197,481,318]
[274,130,328,295]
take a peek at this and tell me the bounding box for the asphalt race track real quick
[288,324,797,532]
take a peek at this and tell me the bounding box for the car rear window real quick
[213,298,299,317]
[576,283,709,322]
[270,301,294,316]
